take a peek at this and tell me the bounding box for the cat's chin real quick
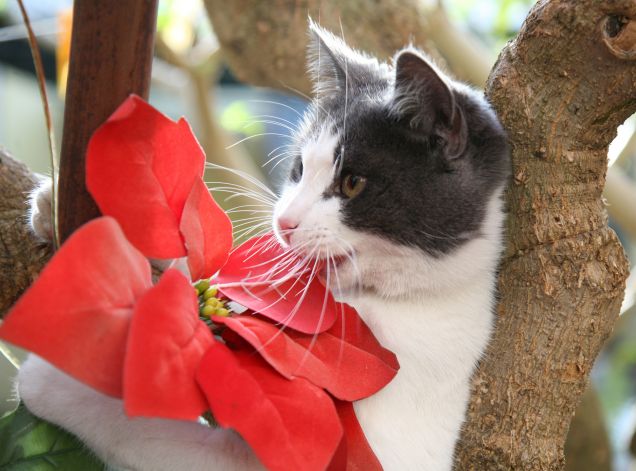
[316,256,363,302]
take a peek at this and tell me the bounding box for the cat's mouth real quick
[316,255,348,283]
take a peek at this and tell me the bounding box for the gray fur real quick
[289,23,510,256]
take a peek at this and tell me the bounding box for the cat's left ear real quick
[307,19,384,100]
[391,50,467,159]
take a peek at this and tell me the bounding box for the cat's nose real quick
[277,217,298,244]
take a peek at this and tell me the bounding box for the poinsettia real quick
[85,95,232,281]
[0,95,398,471]
[84,96,334,335]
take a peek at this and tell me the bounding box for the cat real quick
[18,22,510,471]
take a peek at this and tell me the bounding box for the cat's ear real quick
[307,19,382,99]
[391,50,467,158]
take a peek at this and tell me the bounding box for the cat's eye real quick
[290,160,303,182]
[341,174,367,199]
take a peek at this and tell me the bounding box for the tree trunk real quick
[204,0,432,96]
[0,150,51,317]
[454,0,633,468]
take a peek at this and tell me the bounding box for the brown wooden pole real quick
[58,0,158,242]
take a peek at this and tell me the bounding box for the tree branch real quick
[0,150,51,318]
[454,1,634,468]
[58,0,158,242]
[203,0,492,95]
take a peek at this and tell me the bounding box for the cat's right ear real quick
[390,50,467,159]
[306,19,382,100]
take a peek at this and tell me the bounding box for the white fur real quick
[273,125,342,254]
[18,356,262,471]
[18,127,506,470]
[272,128,506,470]
[28,175,54,242]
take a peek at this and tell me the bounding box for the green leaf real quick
[0,403,106,470]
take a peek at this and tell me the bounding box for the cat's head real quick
[272,22,510,299]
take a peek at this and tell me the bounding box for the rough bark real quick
[0,150,51,318]
[204,0,451,95]
[454,0,634,469]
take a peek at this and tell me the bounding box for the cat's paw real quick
[28,177,54,243]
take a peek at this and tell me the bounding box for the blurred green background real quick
[0,0,634,469]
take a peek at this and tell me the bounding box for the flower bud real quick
[215,308,230,317]
[203,285,218,300]
[201,305,215,317]
[195,279,211,295]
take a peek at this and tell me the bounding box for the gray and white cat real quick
[19,23,509,471]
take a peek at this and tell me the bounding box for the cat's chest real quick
[348,291,494,470]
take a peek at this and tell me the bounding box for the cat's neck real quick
[350,276,496,470]
[351,271,496,383]
[348,190,505,471]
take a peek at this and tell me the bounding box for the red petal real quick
[326,304,400,375]
[180,179,233,281]
[196,344,343,471]
[212,305,398,400]
[216,234,337,334]
[0,217,151,397]
[124,269,213,420]
[329,400,383,471]
[86,95,205,259]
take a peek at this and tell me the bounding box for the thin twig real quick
[15,0,60,250]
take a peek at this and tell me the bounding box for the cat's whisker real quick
[332,237,363,295]
[246,99,304,118]
[226,207,273,216]
[263,151,297,169]
[215,189,275,206]
[207,180,275,195]
[208,187,276,207]
[328,248,349,367]
[243,119,296,134]
[267,143,296,157]
[206,175,276,199]
[227,201,273,210]
[230,214,272,226]
[233,222,273,241]
[279,82,333,121]
[227,209,273,217]
[241,242,304,271]
[264,249,314,282]
[254,242,316,281]
[250,114,299,129]
[241,234,283,259]
[271,154,296,172]
[206,162,277,198]
[292,247,334,372]
[249,248,321,352]
[276,246,321,324]
[229,245,317,315]
[231,218,272,230]
[224,132,292,150]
